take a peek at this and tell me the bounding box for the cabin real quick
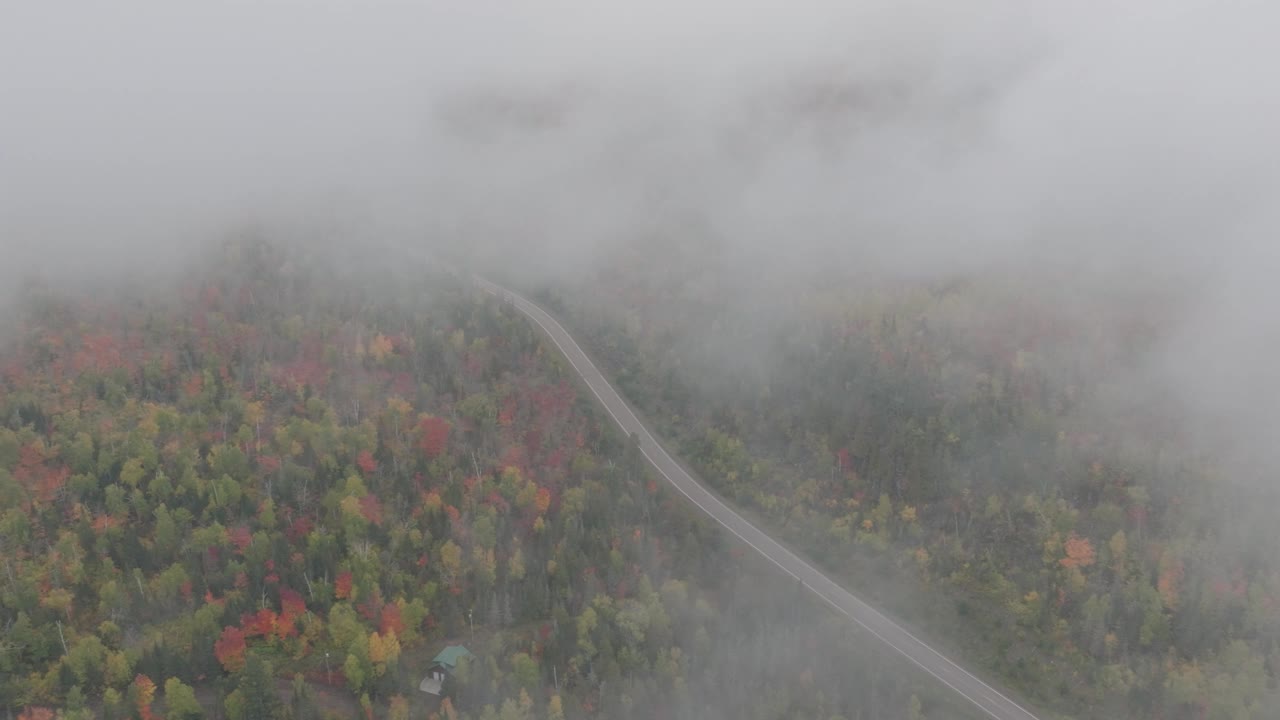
[419,645,473,695]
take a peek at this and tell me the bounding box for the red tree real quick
[417,416,451,459]
[335,571,354,600]
[258,454,281,474]
[214,626,247,672]
[380,602,405,636]
[356,450,378,475]
[241,608,278,638]
[1060,533,1097,569]
[132,674,158,720]
[279,587,306,619]
[286,515,313,544]
[14,443,69,505]
[359,494,384,525]
[228,526,253,554]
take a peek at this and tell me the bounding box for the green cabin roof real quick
[432,645,473,669]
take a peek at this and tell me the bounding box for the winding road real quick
[474,275,1045,720]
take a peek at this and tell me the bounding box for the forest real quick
[0,238,958,720]
[534,244,1280,720]
[5,0,1277,718]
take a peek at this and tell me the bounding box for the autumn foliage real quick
[335,571,354,600]
[243,607,279,638]
[417,415,450,458]
[13,441,70,505]
[1060,533,1097,569]
[0,238,753,719]
[214,626,248,672]
[133,674,158,720]
[357,449,378,474]
[280,586,307,619]
[535,486,553,515]
[13,237,1272,720]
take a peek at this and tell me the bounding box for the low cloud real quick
[3,0,1278,461]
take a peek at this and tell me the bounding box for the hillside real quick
[1,239,962,720]
[540,256,1280,720]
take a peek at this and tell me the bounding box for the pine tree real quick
[238,654,282,720]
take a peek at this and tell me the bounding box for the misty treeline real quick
[535,247,1280,720]
[0,239,952,720]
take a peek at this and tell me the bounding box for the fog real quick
[0,0,1274,442]
[4,1,1280,716]
[2,0,1276,457]
[6,4,1275,252]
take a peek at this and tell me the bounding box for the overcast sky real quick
[2,0,1278,460]
[3,1,1274,269]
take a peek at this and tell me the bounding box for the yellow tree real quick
[387,695,409,720]
[368,631,387,668]
[369,334,395,363]
[1108,531,1128,575]
[368,630,401,676]
[439,540,463,585]
[547,695,565,720]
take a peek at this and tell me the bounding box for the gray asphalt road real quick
[475,276,1045,720]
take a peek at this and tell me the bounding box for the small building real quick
[419,645,473,695]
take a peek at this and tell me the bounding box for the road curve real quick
[475,276,1045,720]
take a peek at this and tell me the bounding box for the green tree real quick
[511,652,539,691]
[237,654,282,720]
[343,652,366,695]
[164,677,204,719]
[153,505,180,561]
[103,687,126,720]
[223,689,246,720]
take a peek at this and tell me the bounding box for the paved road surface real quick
[474,276,1045,720]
